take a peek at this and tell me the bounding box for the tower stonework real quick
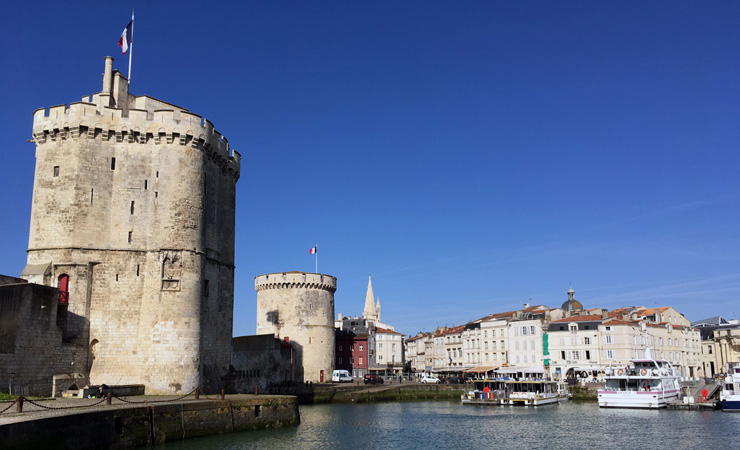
[23,57,240,394]
[255,272,336,383]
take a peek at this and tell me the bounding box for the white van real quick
[332,370,353,383]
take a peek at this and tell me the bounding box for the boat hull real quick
[598,390,679,409]
[720,397,740,412]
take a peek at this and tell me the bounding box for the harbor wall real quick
[0,396,298,450]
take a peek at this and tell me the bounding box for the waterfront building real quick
[375,327,405,374]
[404,332,429,373]
[335,328,369,378]
[437,325,465,374]
[692,316,740,376]
[548,314,605,380]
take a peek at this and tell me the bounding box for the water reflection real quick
[159,401,740,450]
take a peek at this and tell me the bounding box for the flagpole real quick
[315,244,318,273]
[128,10,134,81]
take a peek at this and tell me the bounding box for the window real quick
[606,350,614,359]
[604,335,613,344]
[708,346,713,354]
[359,345,363,351]
[144,180,148,190]
[130,201,135,214]
[128,231,132,243]
[561,351,567,359]
[485,353,489,361]
[392,343,396,351]
[378,355,383,362]
[111,157,116,170]
[583,337,591,345]
[350,357,354,364]
[585,350,591,360]
[530,326,536,335]
[522,327,528,336]
[338,356,343,365]
[339,345,343,352]
[379,343,383,351]
[53,166,60,177]
[359,357,363,365]
[204,280,209,298]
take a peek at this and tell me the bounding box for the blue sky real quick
[1,1,739,337]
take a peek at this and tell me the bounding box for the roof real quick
[602,319,638,326]
[639,307,671,316]
[551,314,603,323]
[441,324,466,336]
[375,326,402,335]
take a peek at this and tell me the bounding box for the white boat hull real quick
[598,389,679,409]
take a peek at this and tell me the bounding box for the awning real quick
[20,262,51,277]
[466,366,495,373]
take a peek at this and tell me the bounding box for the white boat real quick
[720,363,740,412]
[461,378,569,406]
[598,350,681,409]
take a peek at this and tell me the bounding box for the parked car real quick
[420,375,440,384]
[364,374,384,385]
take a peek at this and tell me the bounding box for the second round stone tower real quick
[255,272,336,383]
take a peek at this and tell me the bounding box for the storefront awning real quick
[466,366,495,373]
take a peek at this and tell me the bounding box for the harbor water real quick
[159,401,740,449]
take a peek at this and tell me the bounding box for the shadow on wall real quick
[0,278,89,396]
[226,335,304,394]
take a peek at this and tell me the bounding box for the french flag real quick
[119,21,133,55]
[309,246,317,255]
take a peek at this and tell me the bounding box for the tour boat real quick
[598,350,681,409]
[461,378,569,406]
[720,363,740,412]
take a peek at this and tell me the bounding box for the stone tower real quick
[22,57,240,394]
[255,272,336,382]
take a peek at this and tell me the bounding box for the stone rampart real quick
[0,396,299,449]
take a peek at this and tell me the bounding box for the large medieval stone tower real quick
[22,57,240,394]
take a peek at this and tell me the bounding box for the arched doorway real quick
[58,274,69,305]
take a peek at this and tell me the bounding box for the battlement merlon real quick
[30,57,240,178]
[255,272,338,293]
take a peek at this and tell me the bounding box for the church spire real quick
[363,275,378,321]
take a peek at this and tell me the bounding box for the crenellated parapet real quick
[31,89,240,181]
[255,272,338,293]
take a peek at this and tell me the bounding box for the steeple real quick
[363,275,378,321]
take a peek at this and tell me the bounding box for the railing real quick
[0,388,235,416]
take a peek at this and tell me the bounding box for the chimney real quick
[102,56,114,95]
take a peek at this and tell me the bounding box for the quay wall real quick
[0,396,298,450]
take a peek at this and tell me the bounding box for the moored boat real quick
[461,376,569,406]
[719,363,740,412]
[597,350,681,409]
